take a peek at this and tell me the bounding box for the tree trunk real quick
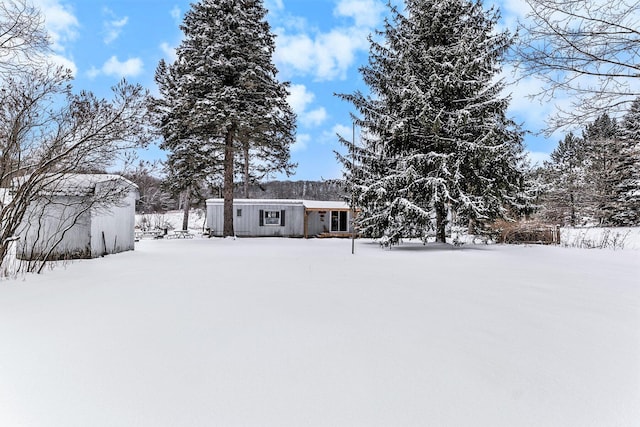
[181,187,190,231]
[243,142,250,199]
[435,202,447,243]
[569,192,576,226]
[223,127,235,237]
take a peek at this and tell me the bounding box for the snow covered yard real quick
[0,238,638,427]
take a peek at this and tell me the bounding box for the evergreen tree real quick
[539,132,588,226]
[154,0,295,236]
[612,99,640,225]
[582,114,622,224]
[338,0,525,245]
[153,59,215,230]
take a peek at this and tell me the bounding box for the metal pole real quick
[351,122,356,255]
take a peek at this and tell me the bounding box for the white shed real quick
[205,199,354,238]
[17,174,139,261]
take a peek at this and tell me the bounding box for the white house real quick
[17,174,139,261]
[205,199,354,238]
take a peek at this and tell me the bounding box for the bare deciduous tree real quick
[0,0,152,274]
[516,0,640,131]
[0,0,48,74]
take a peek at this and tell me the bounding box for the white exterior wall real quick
[16,176,138,260]
[90,187,137,257]
[305,210,353,236]
[206,199,305,237]
[18,196,92,260]
[206,199,353,238]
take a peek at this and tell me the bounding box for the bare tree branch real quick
[515,0,640,131]
[0,0,49,74]
[0,2,153,273]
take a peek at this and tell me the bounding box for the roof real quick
[11,174,138,197]
[205,198,351,210]
[302,200,350,210]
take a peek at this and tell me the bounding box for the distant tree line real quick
[121,162,346,214]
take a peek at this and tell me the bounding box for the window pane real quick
[264,210,280,225]
[339,211,348,231]
[331,211,339,231]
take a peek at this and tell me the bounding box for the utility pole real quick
[351,122,356,255]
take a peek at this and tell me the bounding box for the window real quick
[237,209,242,217]
[264,210,280,225]
[331,211,348,232]
[259,209,286,226]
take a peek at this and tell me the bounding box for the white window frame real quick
[263,210,280,226]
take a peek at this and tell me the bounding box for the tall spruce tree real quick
[338,0,525,245]
[153,59,216,230]
[582,114,622,224]
[154,0,295,237]
[613,99,640,225]
[539,132,589,226]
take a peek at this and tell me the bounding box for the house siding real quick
[16,175,138,261]
[18,196,92,260]
[207,200,305,237]
[206,199,353,238]
[90,187,137,257]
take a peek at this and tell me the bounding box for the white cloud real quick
[265,0,284,11]
[273,0,382,81]
[331,124,353,140]
[30,0,79,76]
[48,53,77,76]
[32,0,79,52]
[321,123,353,145]
[334,0,385,28]
[100,56,144,78]
[275,27,369,81]
[292,133,311,152]
[500,65,569,134]
[103,9,129,45]
[496,0,530,29]
[288,84,315,113]
[303,107,328,127]
[287,84,328,127]
[170,6,181,23]
[160,42,177,62]
[86,66,100,79]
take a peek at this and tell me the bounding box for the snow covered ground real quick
[560,226,640,250]
[1,237,638,426]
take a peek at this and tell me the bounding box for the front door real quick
[330,211,348,232]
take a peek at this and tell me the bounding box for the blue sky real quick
[34,0,560,181]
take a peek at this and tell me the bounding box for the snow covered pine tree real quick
[582,114,623,225]
[539,133,589,226]
[153,0,295,237]
[612,98,640,225]
[337,0,527,245]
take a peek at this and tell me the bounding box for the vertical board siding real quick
[90,190,137,257]
[17,196,92,260]
[16,178,138,260]
[206,201,305,237]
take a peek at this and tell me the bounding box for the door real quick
[330,211,348,232]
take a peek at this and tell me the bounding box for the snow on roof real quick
[301,200,350,210]
[52,174,138,191]
[12,173,138,196]
[205,198,351,210]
